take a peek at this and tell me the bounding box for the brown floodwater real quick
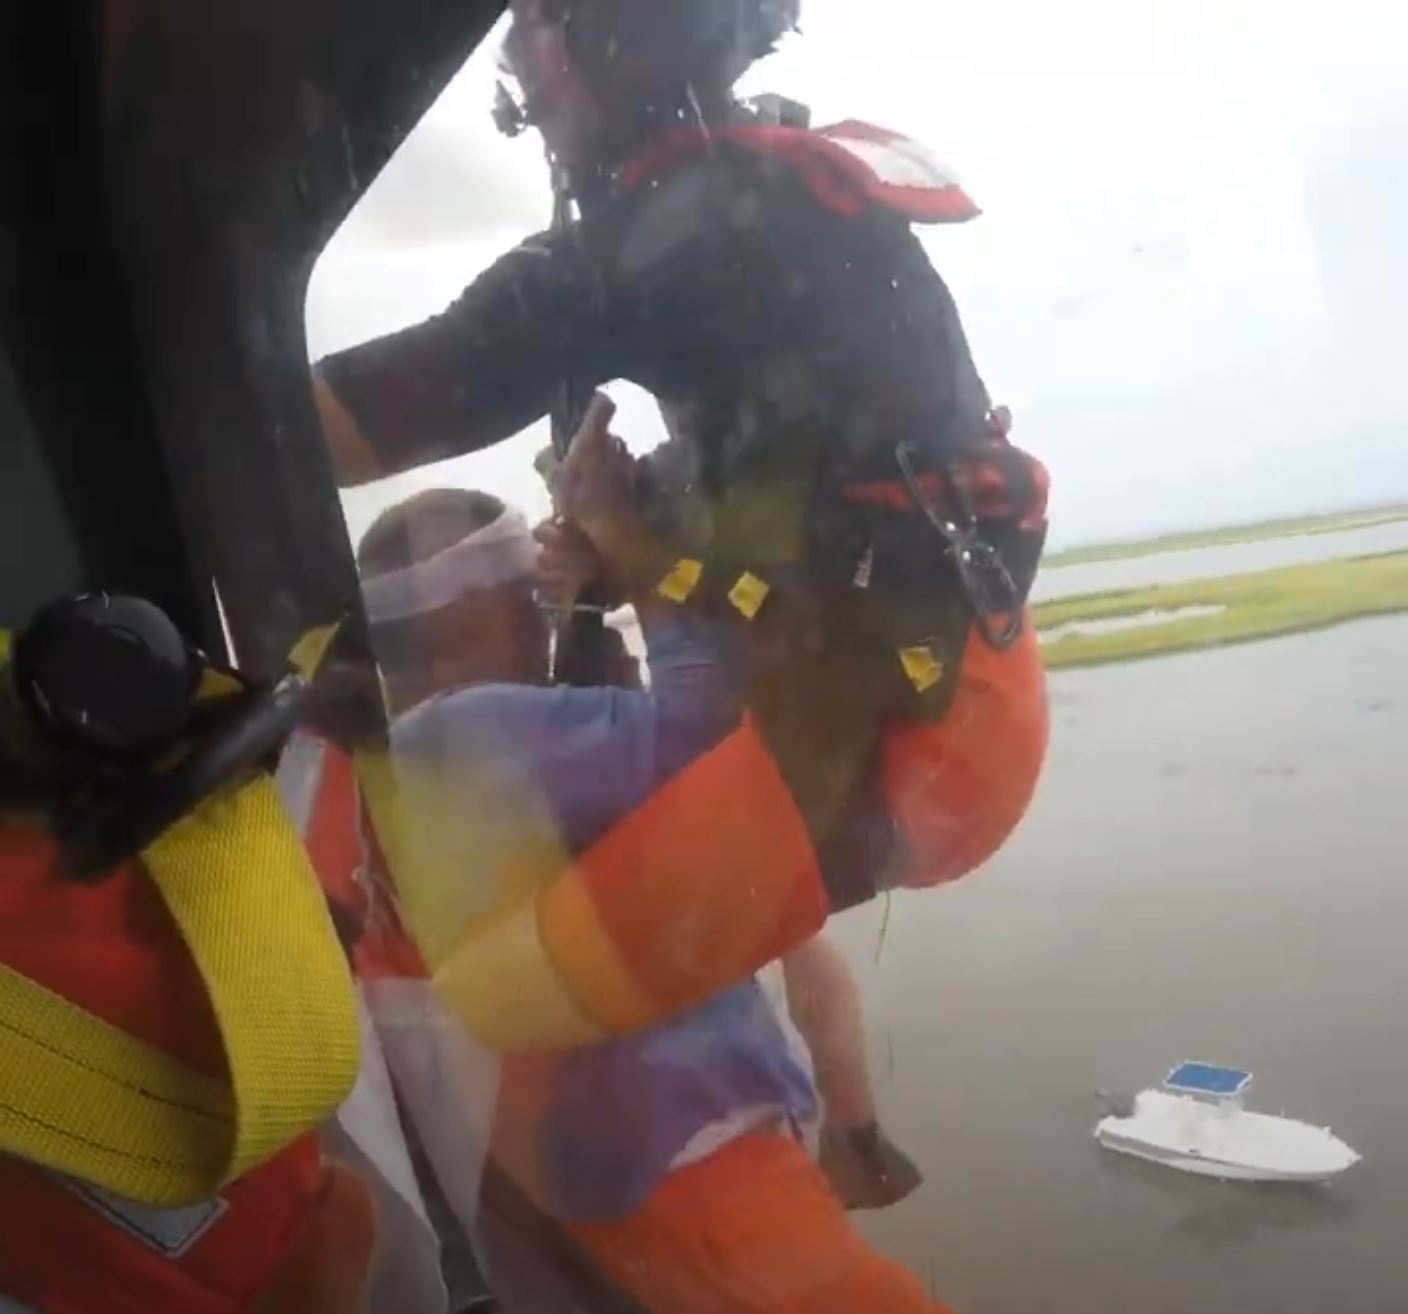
[831,615,1408,1314]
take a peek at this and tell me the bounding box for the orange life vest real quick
[0,826,374,1314]
[426,618,1047,1049]
[0,1134,374,1314]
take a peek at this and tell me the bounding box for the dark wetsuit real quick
[321,140,993,534]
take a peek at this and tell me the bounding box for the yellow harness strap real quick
[0,636,360,1206]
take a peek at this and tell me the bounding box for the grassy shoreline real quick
[1036,551,1408,670]
[1045,505,1408,569]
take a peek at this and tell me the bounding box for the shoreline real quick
[1045,504,1408,570]
[1036,551,1408,670]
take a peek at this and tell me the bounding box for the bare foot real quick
[818,1122,924,1211]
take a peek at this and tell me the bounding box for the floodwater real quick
[1035,518,1408,601]
[831,616,1408,1314]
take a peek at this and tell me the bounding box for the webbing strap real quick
[0,777,359,1205]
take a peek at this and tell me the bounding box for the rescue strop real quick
[0,622,360,1206]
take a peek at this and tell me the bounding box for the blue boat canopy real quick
[1164,1061,1252,1099]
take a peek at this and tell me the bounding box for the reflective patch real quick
[828,130,962,191]
[817,122,981,223]
[656,558,703,603]
[289,624,341,679]
[899,645,945,694]
[728,572,771,621]
[55,1175,228,1259]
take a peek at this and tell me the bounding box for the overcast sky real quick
[307,0,1408,550]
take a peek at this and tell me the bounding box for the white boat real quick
[1094,1062,1360,1183]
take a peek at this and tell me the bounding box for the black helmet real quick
[553,0,799,89]
[502,0,800,193]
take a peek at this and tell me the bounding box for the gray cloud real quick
[350,117,549,248]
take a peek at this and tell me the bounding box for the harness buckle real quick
[895,442,1024,651]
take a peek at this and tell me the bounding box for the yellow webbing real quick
[0,668,360,1204]
[353,745,607,1050]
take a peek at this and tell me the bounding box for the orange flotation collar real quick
[621,118,981,225]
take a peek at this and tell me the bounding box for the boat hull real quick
[1094,1090,1359,1183]
[1096,1129,1348,1182]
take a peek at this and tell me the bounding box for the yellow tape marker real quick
[656,558,704,604]
[727,572,772,621]
[899,645,945,694]
[288,623,341,679]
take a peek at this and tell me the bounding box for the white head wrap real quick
[361,508,537,625]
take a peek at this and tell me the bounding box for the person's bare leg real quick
[781,935,923,1210]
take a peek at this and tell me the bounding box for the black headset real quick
[5,593,310,877]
